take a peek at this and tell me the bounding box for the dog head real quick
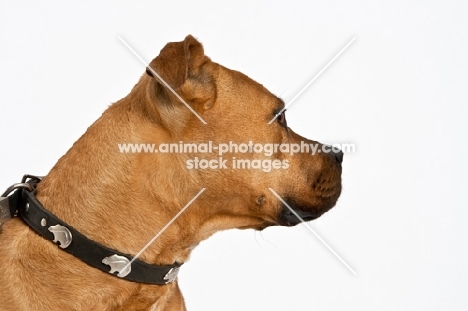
[138,35,342,234]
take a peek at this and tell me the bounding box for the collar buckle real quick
[1,176,40,226]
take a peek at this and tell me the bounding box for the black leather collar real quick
[1,175,182,285]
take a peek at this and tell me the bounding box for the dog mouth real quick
[276,193,340,227]
[278,206,320,226]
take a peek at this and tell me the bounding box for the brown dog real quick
[0,35,342,310]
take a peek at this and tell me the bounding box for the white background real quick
[1,1,467,310]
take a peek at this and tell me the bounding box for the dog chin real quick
[238,221,276,231]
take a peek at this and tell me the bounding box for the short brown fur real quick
[0,35,342,310]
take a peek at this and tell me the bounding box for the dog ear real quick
[146,35,207,90]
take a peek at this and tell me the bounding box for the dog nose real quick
[330,147,343,164]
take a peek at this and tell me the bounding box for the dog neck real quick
[34,77,201,267]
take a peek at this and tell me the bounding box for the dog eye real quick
[274,109,287,127]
